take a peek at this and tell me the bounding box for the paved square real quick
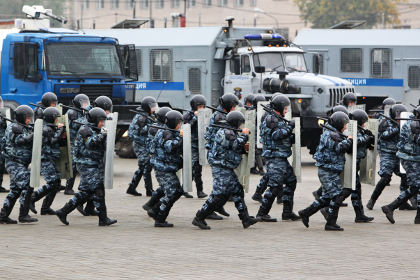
[0,150,417,279]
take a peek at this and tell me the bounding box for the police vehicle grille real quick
[329,87,354,107]
[80,85,113,100]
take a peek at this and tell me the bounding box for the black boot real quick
[85,198,99,216]
[382,199,403,224]
[146,188,154,197]
[98,210,117,226]
[238,207,259,228]
[197,191,208,199]
[214,204,230,217]
[56,202,78,225]
[192,210,211,230]
[298,201,324,228]
[368,176,391,210]
[192,195,223,229]
[182,192,193,198]
[415,208,420,224]
[325,196,344,231]
[256,208,277,222]
[252,192,263,203]
[250,167,259,174]
[142,196,161,212]
[126,186,142,196]
[256,187,278,222]
[40,185,59,215]
[76,204,88,216]
[282,200,301,221]
[126,169,143,196]
[366,199,376,210]
[399,201,416,210]
[30,185,53,214]
[144,171,154,197]
[312,186,322,200]
[147,203,161,220]
[354,204,374,223]
[320,207,329,221]
[0,196,18,224]
[19,188,38,223]
[206,212,223,220]
[63,189,75,195]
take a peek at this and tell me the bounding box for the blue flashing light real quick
[244,33,283,40]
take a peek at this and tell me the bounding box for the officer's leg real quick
[231,180,259,228]
[40,179,62,215]
[252,173,269,203]
[64,161,77,195]
[126,165,144,196]
[367,174,392,210]
[282,163,300,221]
[352,171,374,222]
[0,183,20,224]
[0,155,8,192]
[94,184,117,226]
[154,172,181,227]
[255,148,265,175]
[397,174,416,210]
[143,162,154,196]
[415,192,420,224]
[143,186,165,211]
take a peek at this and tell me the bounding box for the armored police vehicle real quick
[0,6,138,152]
[81,17,354,154]
[294,29,420,110]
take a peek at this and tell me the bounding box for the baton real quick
[319,117,369,134]
[29,102,46,109]
[173,107,194,114]
[0,115,33,130]
[211,123,249,134]
[379,113,399,125]
[73,121,101,131]
[129,110,157,123]
[149,125,179,133]
[61,104,89,112]
[260,104,290,123]
[206,105,227,115]
[411,103,418,108]
[319,123,348,139]
[395,118,420,121]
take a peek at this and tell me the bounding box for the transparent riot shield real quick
[256,101,270,149]
[383,105,392,117]
[29,119,43,189]
[348,104,366,113]
[182,123,193,192]
[56,114,73,179]
[0,108,11,126]
[360,119,379,185]
[55,104,63,115]
[284,112,301,183]
[198,108,212,166]
[104,112,118,189]
[340,120,357,190]
[234,108,255,193]
[399,112,412,174]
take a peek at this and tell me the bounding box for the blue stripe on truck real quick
[342,78,404,87]
[126,82,184,91]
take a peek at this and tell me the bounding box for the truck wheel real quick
[116,137,136,158]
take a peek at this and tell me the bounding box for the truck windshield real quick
[283,53,307,72]
[45,43,122,77]
[253,53,284,72]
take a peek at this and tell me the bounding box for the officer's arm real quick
[272,120,294,140]
[357,133,370,147]
[327,131,352,153]
[50,126,66,145]
[137,115,149,136]
[163,131,183,153]
[86,131,107,148]
[13,125,34,146]
[381,120,399,140]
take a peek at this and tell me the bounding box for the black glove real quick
[364,129,373,137]
[288,120,295,129]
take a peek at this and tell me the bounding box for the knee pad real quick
[270,187,281,197]
[95,187,105,199]
[380,174,392,185]
[341,188,352,199]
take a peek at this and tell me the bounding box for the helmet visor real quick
[149,102,158,113]
[79,99,90,109]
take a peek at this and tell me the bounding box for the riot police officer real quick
[33,92,58,121]
[192,111,259,230]
[341,92,357,108]
[244,94,256,108]
[0,105,37,224]
[56,108,117,226]
[372,98,396,119]
[127,96,156,197]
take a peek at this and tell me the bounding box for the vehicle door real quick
[184,60,207,109]
[224,54,253,101]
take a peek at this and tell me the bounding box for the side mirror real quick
[252,72,256,77]
[314,55,320,74]
[255,66,265,73]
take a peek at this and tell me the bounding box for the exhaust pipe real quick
[226,16,235,38]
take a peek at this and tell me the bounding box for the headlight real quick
[122,130,129,137]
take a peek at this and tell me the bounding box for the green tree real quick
[0,0,66,26]
[293,0,403,28]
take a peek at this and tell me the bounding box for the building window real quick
[83,0,90,9]
[187,0,196,7]
[313,54,323,74]
[11,43,39,82]
[171,0,181,8]
[408,66,420,89]
[250,0,256,6]
[218,0,227,6]
[189,68,201,93]
[371,48,391,78]
[234,0,244,6]
[126,0,134,8]
[156,0,164,8]
[135,49,142,76]
[203,0,212,7]
[97,0,105,9]
[150,49,172,81]
[111,0,119,9]
[341,48,362,73]
[140,0,148,9]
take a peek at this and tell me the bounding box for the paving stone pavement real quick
[0,149,417,279]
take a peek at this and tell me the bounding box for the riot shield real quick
[360,119,379,185]
[339,120,357,190]
[292,117,301,183]
[0,108,11,126]
[234,108,255,193]
[55,104,63,115]
[256,101,270,149]
[348,104,366,113]
[182,123,193,192]
[198,108,212,166]
[104,112,118,189]
[29,119,43,189]
[399,112,411,174]
[383,105,392,117]
[55,114,73,179]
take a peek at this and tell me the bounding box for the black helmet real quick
[165,110,183,129]
[382,98,396,109]
[41,92,58,108]
[270,92,284,101]
[349,109,368,126]
[389,104,407,120]
[156,107,172,123]
[342,92,357,107]
[226,111,245,128]
[86,108,107,126]
[141,96,158,113]
[93,96,113,112]
[330,111,350,131]
[43,107,61,124]
[190,95,207,111]
[270,95,291,115]
[413,106,420,118]
[253,95,266,108]
[244,94,256,106]
[15,105,34,125]
[219,93,239,112]
[333,105,349,115]
[73,94,90,109]
[238,101,244,108]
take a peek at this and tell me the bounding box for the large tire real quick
[116,137,136,158]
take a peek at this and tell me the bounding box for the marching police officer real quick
[183,95,208,198]
[33,92,58,121]
[56,108,117,226]
[298,112,353,231]
[30,107,66,216]
[192,111,259,230]
[340,92,357,108]
[65,94,91,195]
[0,105,37,224]
[366,104,415,210]
[127,96,156,197]
[255,95,300,222]
[382,106,420,224]
[372,98,396,119]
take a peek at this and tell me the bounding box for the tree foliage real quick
[293,0,403,28]
[0,0,66,26]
